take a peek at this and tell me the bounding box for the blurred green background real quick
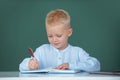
[0,0,120,71]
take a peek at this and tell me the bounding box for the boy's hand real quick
[28,58,39,70]
[55,63,69,70]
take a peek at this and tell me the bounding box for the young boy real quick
[19,9,100,72]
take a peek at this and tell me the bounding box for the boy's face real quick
[46,24,72,50]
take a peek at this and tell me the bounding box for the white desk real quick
[0,71,120,80]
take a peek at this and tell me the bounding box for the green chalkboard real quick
[0,0,120,71]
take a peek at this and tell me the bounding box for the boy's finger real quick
[55,65,63,70]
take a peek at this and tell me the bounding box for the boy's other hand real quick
[28,58,39,70]
[55,63,69,70]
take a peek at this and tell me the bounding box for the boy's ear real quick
[68,28,72,37]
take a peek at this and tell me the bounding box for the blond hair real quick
[46,9,71,27]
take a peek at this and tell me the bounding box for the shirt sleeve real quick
[69,48,100,72]
[19,58,31,71]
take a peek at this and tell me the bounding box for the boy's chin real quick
[53,45,61,50]
[54,46,60,49]
[55,46,65,50]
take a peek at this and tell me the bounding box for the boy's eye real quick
[48,35,52,38]
[57,35,62,37]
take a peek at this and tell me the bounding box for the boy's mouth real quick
[53,43,60,46]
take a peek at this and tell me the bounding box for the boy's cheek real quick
[48,39,52,43]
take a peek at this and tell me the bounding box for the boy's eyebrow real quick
[47,33,63,36]
[56,33,63,35]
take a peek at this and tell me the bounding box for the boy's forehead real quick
[46,25,68,34]
[46,23,70,30]
[46,25,65,31]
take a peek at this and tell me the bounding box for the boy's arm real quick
[19,58,31,71]
[69,48,100,72]
[19,48,41,71]
[19,57,40,71]
[69,57,100,72]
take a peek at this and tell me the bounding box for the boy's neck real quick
[59,43,69,51]
[51,43,69,52]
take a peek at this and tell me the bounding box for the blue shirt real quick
[19,44,100,72]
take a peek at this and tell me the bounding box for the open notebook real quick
[20,68,80,74]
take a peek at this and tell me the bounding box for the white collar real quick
[50,44,71,53]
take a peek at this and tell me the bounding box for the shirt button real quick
[58,57,61,60]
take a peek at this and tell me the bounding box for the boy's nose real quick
[53,37,57,42]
